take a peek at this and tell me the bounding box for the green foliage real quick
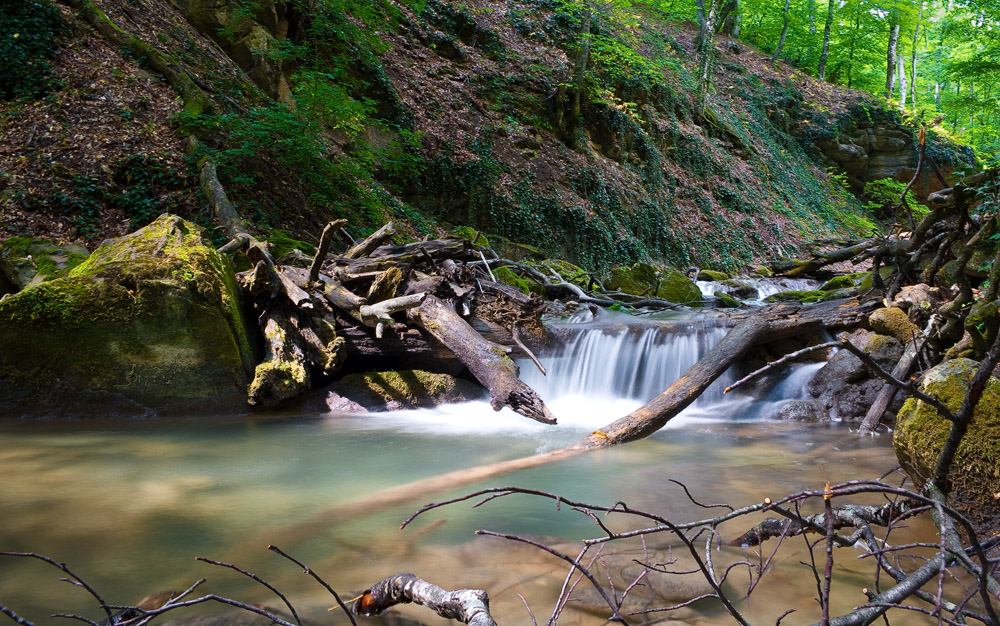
[0,0,65,100]
[862,177,925,223]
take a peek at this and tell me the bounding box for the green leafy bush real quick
[0,0,66,100]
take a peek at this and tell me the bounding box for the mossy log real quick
[247,308,310,407]
[408,295,556,424]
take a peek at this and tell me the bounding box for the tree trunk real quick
[910,2,922,114]
[817,0,834,80]
[695,0,720,115]
[408,295,556,424]
[886,13,900,99]
[772,0,791,61]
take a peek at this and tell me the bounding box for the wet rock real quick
[0,214,255,419]
[713,291,741,308]
[807,330,904,421]
[774,400,826,422]
[718,279,758,300]
[894,358,1000,536]
[698,269,729,281]
[891,283,949,312]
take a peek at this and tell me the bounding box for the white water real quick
[697,276,822,300]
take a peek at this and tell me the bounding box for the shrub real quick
[0,0,66,100]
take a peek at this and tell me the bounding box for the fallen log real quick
[247,309,311,407]
[344,221,396,259]
[408,295,556,424]
[353,573,496,626]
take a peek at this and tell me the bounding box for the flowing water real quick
[0,311,937,625]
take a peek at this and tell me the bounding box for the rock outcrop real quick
[0,214,254,419]
[806,329,905,421]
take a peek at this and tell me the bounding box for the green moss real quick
[894,359,1000,527]
[698,269,729,281]
[714,291,741,308]
[605,262,658,296]
[819,273,864,291]
[764,289,826,303]
[493,266,543,296]
[859,266,896,292]
[869,306,919,343]
[356,369,456,403]
[451,226,489,248]
[655,268,701,303]
[527,258,591,289]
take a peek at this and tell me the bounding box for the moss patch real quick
[869,307,919,343]
[894,358,1000,532]
[763,289,826,303]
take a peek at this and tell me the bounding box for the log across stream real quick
[0,311,939,625]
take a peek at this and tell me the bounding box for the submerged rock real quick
[317,369,483,412]
[0,214,255,419]
[894,358,1000,535]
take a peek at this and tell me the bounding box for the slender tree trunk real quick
[696,0,720,115]
[910,2,922,114]
[772,0,791,61]
[817,0,835,80]
[886,12,901,99]
[898,55,907,111]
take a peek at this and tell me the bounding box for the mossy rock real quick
[698,269,729,281]
[763,289,826,304]
[655,268,702,303]
[719,279,758,300]
[493,266,544,296]
[713,291,741,308]
[606,263,701,303]
[325,369,482,411]
[819,272,864,291]
[818,287,859,301]
[859,266,896,292]
[869,306,919,342]
[451,226,489,248]
[894,358,1000,534]
[0,237,90,290]
[526,259,591,289]
[605,262,658,296]
[751,266,774,278]
[0,214,254,419]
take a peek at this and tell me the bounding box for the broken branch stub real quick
[360,292,427,339]
[353,573,497,626]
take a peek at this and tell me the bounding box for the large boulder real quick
[605,262,701,303]
[0,214,255,419]
[894,358,1000,535]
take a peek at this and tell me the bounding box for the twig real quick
[724,341,839,394]
[266,544,356,626]
[195,557,301,626]
[0,552,113,623]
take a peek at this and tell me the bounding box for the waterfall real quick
[520,316,733,405]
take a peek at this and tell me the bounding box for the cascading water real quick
[519,312,732,405]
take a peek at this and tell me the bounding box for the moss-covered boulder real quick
[605,263,701,303]
[894,358,1000,534]
[763,289,826,303]
[0,214,254,419]
[0,237,90,290]
[869,306,920,343]
[859,266,896,292]
[493,266,544,296]
[713,291,741,308]
[318,370,483,412]
[819,273,863,291]
[698,269,729,281]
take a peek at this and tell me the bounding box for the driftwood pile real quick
[230,220,555,423]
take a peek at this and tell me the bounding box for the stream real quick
[0,309,937,625]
